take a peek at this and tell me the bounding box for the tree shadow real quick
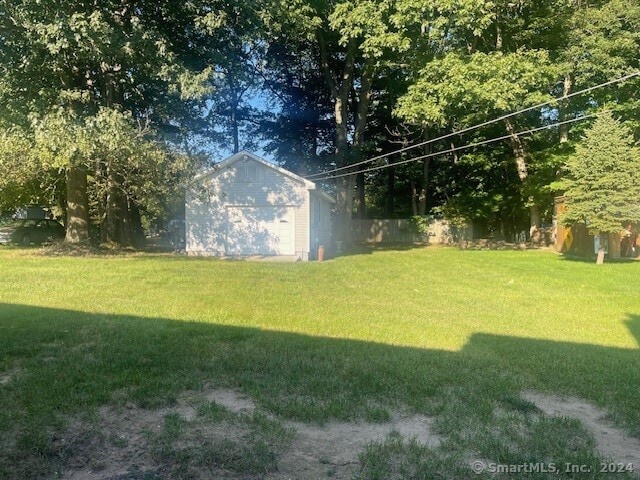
[335,242,431,257]
[0,304,638,476]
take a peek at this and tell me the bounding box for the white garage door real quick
[226,206,295,255]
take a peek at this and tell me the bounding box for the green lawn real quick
[0,246,638,478]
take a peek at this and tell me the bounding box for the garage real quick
[226,206,295,255]
[185,152,334,260]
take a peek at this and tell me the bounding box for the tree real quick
[0,127,64,214]
[259,0,413,244]
[194,2,265,154]
[257,41,336,176]
[560,112,640,264]
[0,0,208,243]
[396,26,559,237]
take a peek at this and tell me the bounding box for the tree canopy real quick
[0,0,638,246]
[560,112,640,234]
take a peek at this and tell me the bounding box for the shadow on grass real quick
[334,242,432,258]
[0,303,638,477]
[337,241,559,259]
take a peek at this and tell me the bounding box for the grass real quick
[0,245,639,478]
[151,409,293,477]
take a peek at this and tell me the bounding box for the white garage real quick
[186,152,334,260]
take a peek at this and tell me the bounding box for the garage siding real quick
[294,193,310,260]
[186,154,315,258]
[226,206,296,255]
[185,185,227,255]
[310,193,332,258]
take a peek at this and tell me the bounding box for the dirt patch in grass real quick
[57,406,167,480]
[0,366,20,385]
[271,414,440,480]
[14,388,640,479]
[203,389,258,414]
[523,390,640,469]
[53,388,441,480]
[204,389,440,480]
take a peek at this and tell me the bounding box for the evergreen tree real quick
[560,112,640,263]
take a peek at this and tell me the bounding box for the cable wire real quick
[305,71,640,180]
[312,113,600,181]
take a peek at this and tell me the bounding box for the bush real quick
[406,216,430,241]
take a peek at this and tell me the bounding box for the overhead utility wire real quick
[305,71,640,180]
[311,113,600,181]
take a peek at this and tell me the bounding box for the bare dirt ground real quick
[522,391,640,469]
[51,388,640,479]
[57,388,441,480]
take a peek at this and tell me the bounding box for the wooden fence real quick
[351,218,472,244]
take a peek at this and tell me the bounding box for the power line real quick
[311,113,600,181]
[305,71,640,180]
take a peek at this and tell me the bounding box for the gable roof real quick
[192,151,335,203]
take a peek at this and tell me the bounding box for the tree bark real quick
[333,90,354,245]
[61,70,91,244]
[559,72,573,143]
[411,182,418,216]
[418,157,430,216]
[319,33,374,247]
[352,68,373,223]
[505,118,528,181]
[65,165,90,243]
[504,118,538,237]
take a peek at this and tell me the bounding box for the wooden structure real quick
[554,196,638,258]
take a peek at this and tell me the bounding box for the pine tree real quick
[561,111,640,263]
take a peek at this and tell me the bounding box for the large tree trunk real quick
[335,174,357,246]
[65,165,90,243]
[319,34,374,248]
[332,92,355,246]
[505,118,538,238]
[101,175,144,247]
[418,158,430,216]
[61,69,91,244]
[596,239,605,265]
[559,72,573,144]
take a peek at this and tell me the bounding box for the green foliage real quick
[429,146,530,238]
[329,0,410,58]
[0,127,38,190]
[382,0,640,233]
[1,0,639,241]
[562,0,640,88]
[0,0,211,241]
[0,1,192,120]
[406,215,430,238]
[396,49,558,127]
[0,127,62,211]
[560,112,640,233]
